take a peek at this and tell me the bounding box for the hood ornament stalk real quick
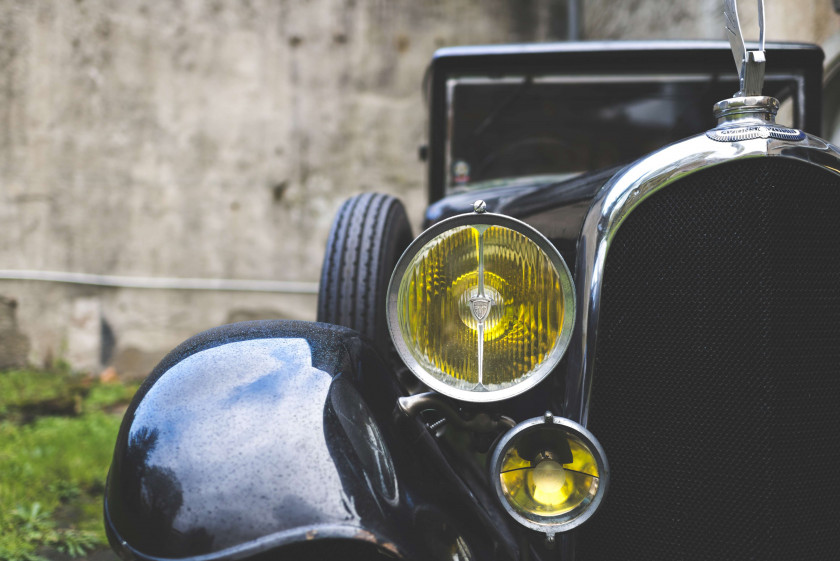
[709,0,803,139]
[725,0,766,97]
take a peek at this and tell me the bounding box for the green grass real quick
[0,368,139,561]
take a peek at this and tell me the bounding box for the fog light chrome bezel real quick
[490,413,609,535]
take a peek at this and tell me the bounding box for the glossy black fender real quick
[104,320,508,561]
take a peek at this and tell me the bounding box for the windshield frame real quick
[426,41,824,204]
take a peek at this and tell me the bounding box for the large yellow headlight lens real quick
[387,211,574,402]
[491,414,609,536]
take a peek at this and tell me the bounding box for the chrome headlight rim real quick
[386,212,576,403]
[489,414,609,534]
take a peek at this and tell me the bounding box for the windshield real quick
[447,73,802,191]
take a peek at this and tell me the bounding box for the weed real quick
[0,502,99,560]
[48,481,82,503]
[0,367,137,559]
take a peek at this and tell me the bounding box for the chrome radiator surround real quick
[566,131,840,426]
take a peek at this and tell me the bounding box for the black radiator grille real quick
[578,157,840,560]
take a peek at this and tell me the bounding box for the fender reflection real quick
[104,321,449,561]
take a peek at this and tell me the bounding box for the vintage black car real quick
[104,3,840,560]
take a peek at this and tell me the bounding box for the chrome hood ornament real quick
[725,0,766,97]
[711,0,798,135]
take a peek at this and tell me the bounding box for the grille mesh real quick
[578,157,840,560]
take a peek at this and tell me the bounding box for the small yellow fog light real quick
[386,210,575,402]
[490,413,609,536]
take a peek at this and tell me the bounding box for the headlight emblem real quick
[387,204,575,402]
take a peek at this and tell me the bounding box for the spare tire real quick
[317,193,413,355]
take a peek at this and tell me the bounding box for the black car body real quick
[105,26,840,561]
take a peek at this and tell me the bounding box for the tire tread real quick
[317,193,412,352]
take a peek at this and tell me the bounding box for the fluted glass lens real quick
[395,223,565,395]
[499,431,600,518]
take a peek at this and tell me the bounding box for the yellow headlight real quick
[491,413,609,536]
[387,211,575,402]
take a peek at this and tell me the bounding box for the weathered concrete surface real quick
[0,0,837,377]
[586,0,840,43]
[1,280,318,379]
[0,295,30,369]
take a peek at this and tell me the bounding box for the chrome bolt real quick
[473,200,487,213]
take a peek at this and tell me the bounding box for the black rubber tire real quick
[317,193,413,354]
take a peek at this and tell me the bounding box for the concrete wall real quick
[1,0,838,378]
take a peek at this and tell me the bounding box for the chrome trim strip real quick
[565,131,840,425]
[445,78,457,194]
[476,225,488,386]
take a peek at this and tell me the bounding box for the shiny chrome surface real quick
[706,123,806,142]
[489,412,609,537]
[566,130,840,426]
[713,95,779,125]
[710,93,807,140]
[725,0,766,96]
